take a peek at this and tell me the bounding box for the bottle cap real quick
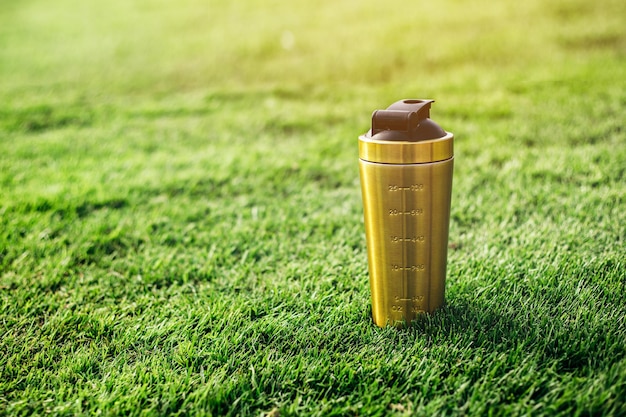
[359,99,453,164]
[370,99,446,142]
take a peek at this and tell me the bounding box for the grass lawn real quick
[1,0,625,415]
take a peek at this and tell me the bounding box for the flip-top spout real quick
[370,99,446,142]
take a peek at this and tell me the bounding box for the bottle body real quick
[360,157,453,326]
[358,99,454,327]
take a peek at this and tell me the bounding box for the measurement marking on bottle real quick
[388,184,425,192]
[391,236,425,243]
[395,296,424,302]
[391,264,426,272]
[388,209,424,216]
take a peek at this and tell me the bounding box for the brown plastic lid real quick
[368,99,446,142]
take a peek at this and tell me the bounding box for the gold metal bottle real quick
[359,99,453,327]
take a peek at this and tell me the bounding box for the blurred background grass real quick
[1,0,624,95]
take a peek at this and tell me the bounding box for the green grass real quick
[1,0,625,415]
